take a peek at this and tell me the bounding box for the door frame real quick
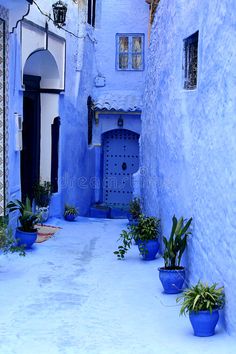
[101,128,140,207]
[21,74,41,201]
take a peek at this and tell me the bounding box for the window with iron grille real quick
[183,31,199,90]
[87,0,96,27]
[116,34,144,71]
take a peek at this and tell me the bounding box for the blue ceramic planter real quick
[15,228,37,249]
[158,267,185,294]
[189,309,219,337]
[65,214,76,221]
[138,239,160,260]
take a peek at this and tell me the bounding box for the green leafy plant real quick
[177,281,225,315]
[0,217,25,256]
[129,198,141,220]
[114,215,160,259]
[163,215,192,269]
[131,214,160,242]
[113,229,133,260]
[64,204,79,217]
[7,198,40,232]
[33,181,52,207]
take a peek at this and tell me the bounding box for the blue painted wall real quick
[141,0,236,334]
[8,28,24,204]
[94,0,149,96]
[59,33,96,216]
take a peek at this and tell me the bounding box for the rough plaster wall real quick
[60,33,96,216]
[94,0,149,95]
[59,2,96,216]
[141,0,236,334]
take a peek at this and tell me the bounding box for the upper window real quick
[87,0,96,27]
[183,31,199,90]
[116,34,144,71]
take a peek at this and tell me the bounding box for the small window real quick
[116,34,144,71]
[183,31,199,90]
[87,0,96,27]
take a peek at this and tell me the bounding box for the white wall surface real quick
[40,93,59,181]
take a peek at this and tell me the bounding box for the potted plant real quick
[7,198,41,249]
[127,198,141,225]
[0,217,25,256]
[33,181,52,222]
[176,281,225,337]
[64,204,79,221]
[158,215,192,294]
[132,214,160,260]
[114,214,160,260]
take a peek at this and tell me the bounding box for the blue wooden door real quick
[103,129,139,208]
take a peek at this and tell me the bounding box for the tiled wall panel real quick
[0,6,8,216]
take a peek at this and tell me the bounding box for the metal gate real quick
[102,129,139,208]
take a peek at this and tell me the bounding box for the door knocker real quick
[122,162,127,171]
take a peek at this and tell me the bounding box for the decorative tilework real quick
[0,6,9,216]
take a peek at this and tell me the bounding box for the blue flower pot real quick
[189,309,219,337]
[15,228,37,249]
[158,267,185,294]
[65,214,76,221]
[138,239,160,260]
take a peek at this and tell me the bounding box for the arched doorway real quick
[102,129,140,208]
[22,50,60,201]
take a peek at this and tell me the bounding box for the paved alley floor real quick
[0,217,235,354]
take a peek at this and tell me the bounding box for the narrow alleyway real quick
[0,217,235,354]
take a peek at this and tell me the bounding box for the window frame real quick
[183,31,199,90]
[116,33,145,71]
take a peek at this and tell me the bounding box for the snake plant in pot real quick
[158,215,192,293]
[176,281,225,337]
[7,198,41,249]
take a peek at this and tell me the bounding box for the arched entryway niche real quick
[22,49,61,201]
[102,129,140,208]
[24,50,60,89]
